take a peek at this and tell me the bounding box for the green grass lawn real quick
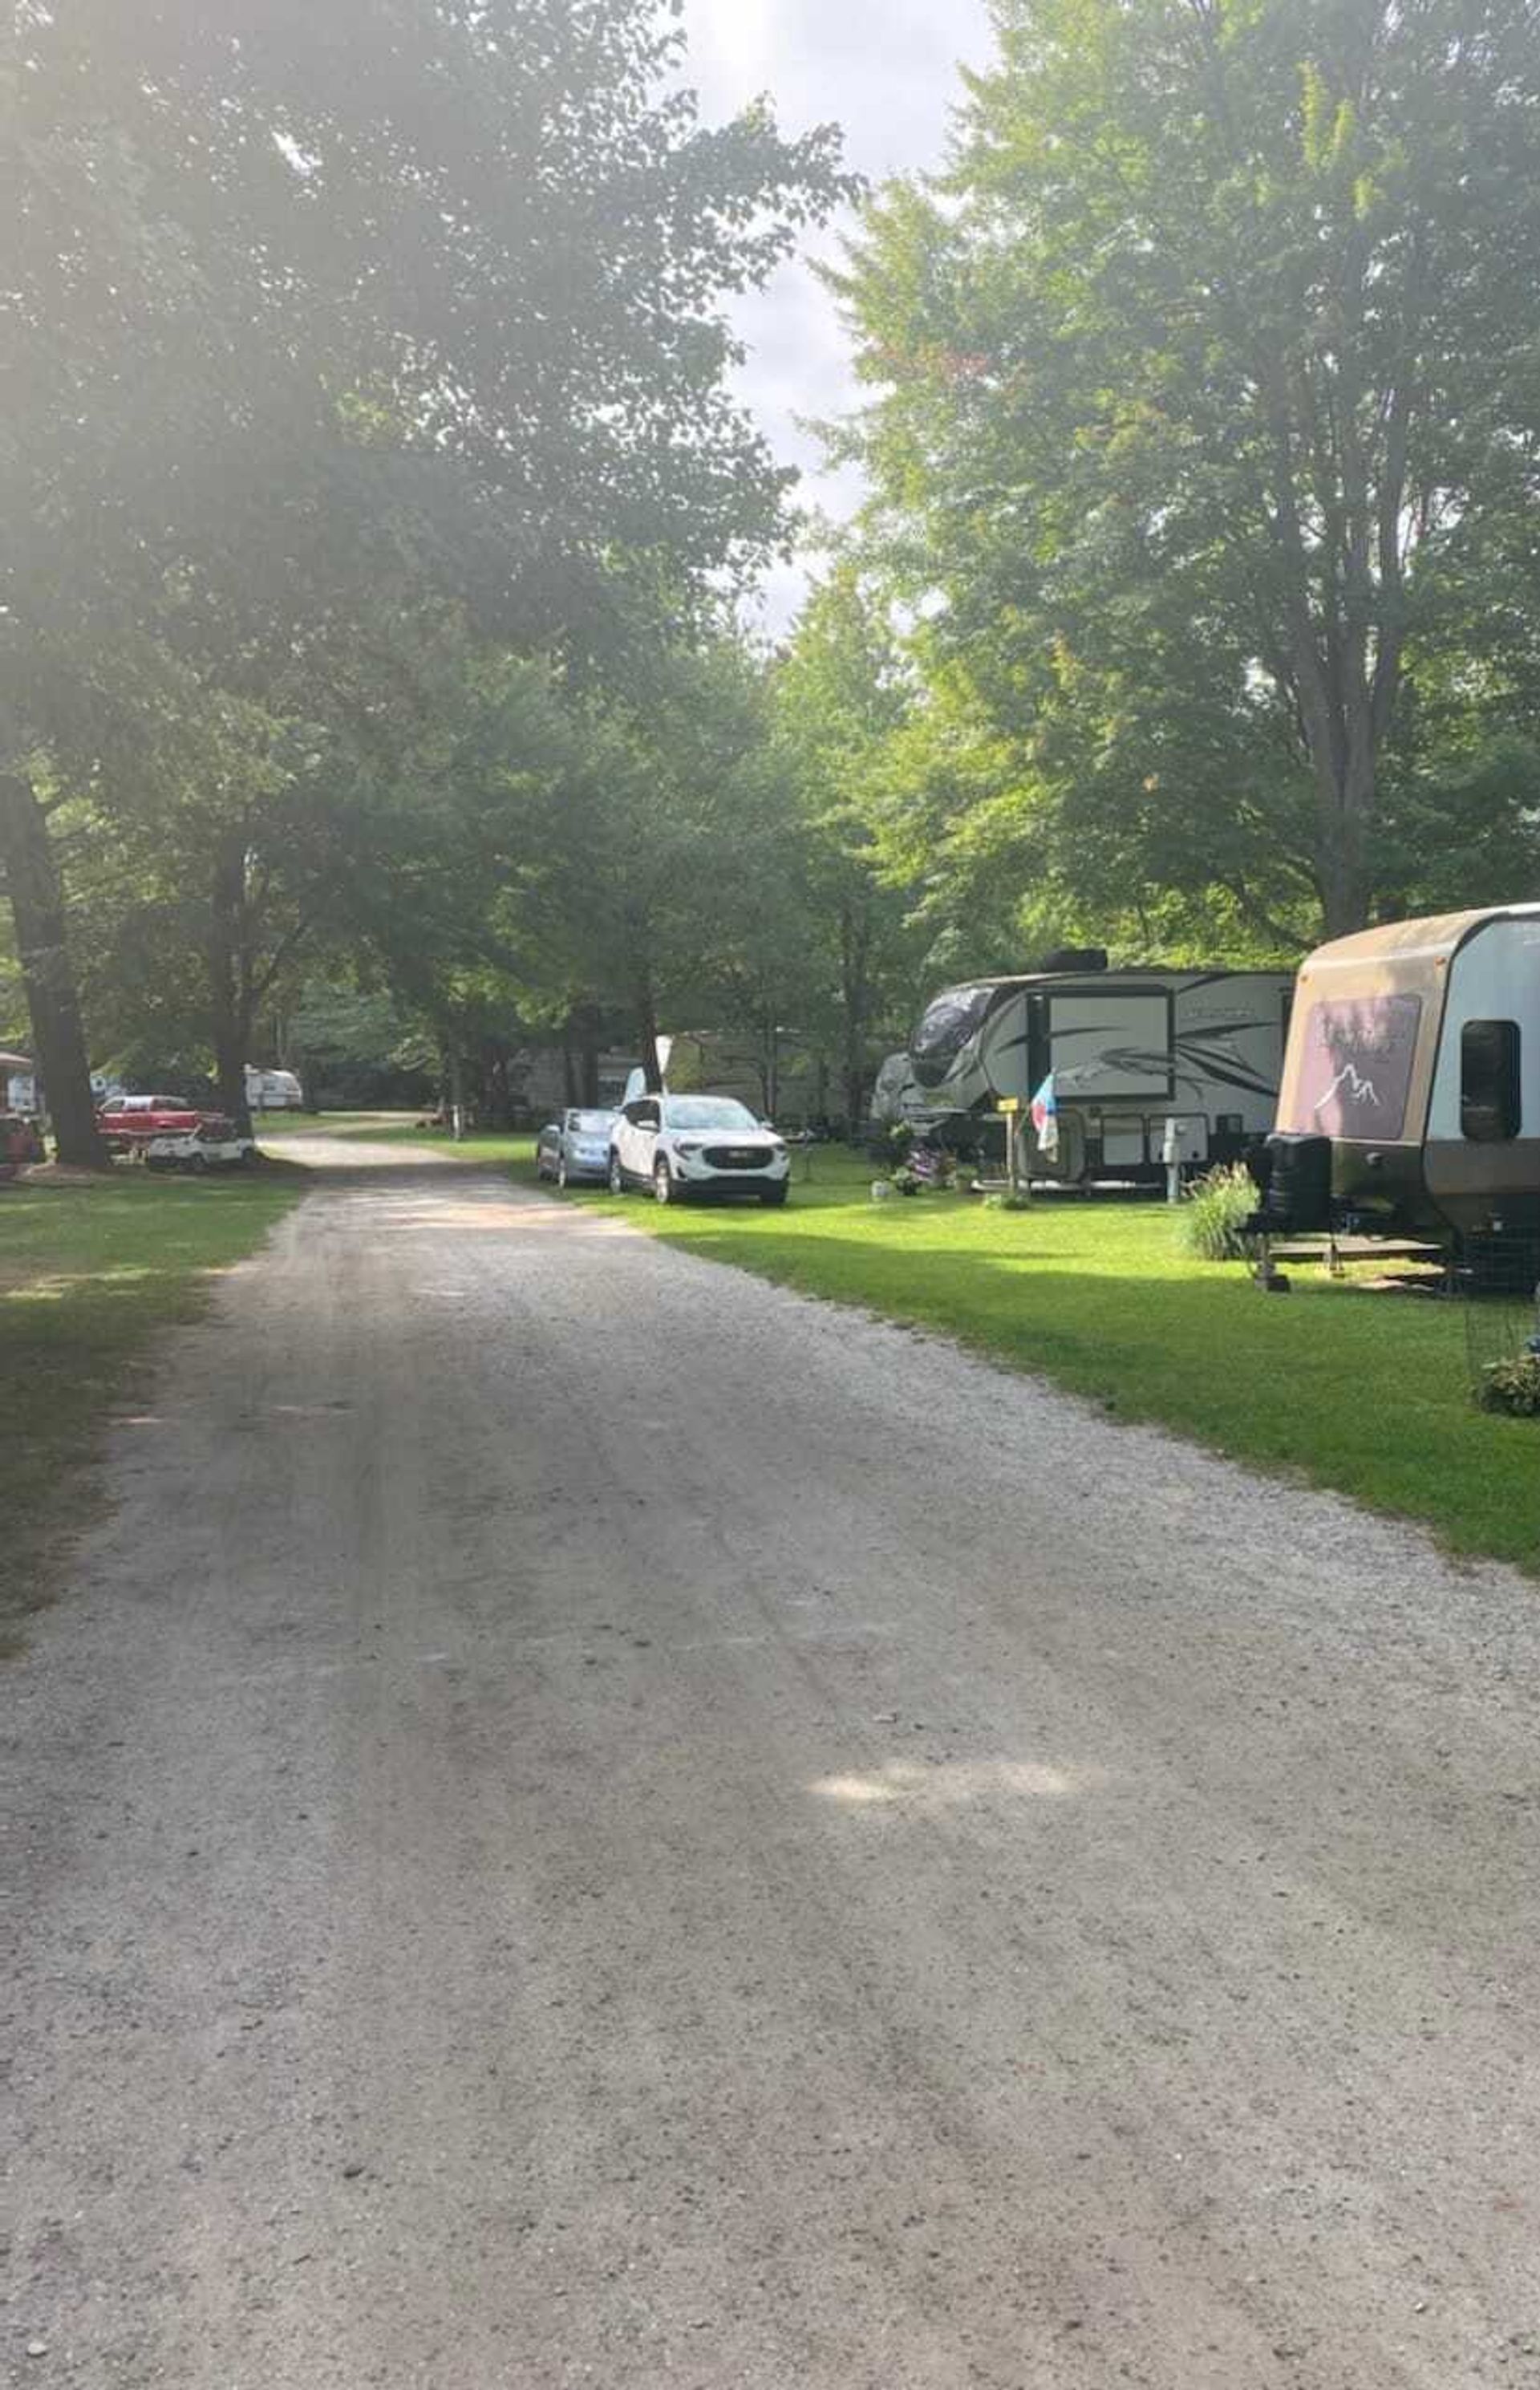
[517,1145,1538,1576]
[251,1109,423,1140]
[2,1163,306,1636]
[253,1111,535,1166]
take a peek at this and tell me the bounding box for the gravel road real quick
[7,1139,1540,2389]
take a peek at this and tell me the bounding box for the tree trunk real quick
[1317,752,1375,939]
[486,1045,514,1130]
[764,1014,780,1122]
[1261,369,1382,941]
[0,773,109,1167]
[839,901,873,1130]
[206,831,254,1136]
[636,971,664,1094]
[573,1002,602,1107]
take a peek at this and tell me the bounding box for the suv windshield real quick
[663,1098,760,1132]
[566,1110,612,1133]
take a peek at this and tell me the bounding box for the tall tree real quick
[0,772,107,1163]
[833,0,1540,939]
[772,569,927,1120]
[0,0,853,1149]
[509,642,799,1094]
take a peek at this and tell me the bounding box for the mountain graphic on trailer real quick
[1311,1063,1380,1118]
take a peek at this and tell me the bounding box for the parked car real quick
[96,1094,253,1171]
[96,1094,207,1152]
[608,1094,790,1206]
[143,1112,254,1173]
[537,1107,617,1188]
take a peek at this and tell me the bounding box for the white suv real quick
[609,1094,790,1207]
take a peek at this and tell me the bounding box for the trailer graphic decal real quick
[1300,995,1422,1138]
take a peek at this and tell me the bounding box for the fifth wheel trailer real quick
[905,962,1293,1185]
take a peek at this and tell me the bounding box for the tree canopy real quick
[831,0,1540,945]
[0,0,860,1151]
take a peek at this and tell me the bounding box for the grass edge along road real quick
[2,1163,306,1641]
[239,1118,1540,1575]
[530,1138,1534,1577]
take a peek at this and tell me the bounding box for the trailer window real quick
[1461,1020,1521,1142]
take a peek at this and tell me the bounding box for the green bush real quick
[1478,1355,1540,1416]
[1182,1161,1260,1261]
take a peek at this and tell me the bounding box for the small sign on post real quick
[999,1096,1027,1202]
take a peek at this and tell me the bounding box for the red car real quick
[95,1094,208,1151]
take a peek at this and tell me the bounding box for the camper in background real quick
[1265,904,1540,1243]
[902,954,1293,1187]
[869,1050,922,1140]
[245,1066,305,1113]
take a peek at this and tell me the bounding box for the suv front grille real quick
[703,1146,772,1171]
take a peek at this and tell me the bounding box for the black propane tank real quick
[1259,1132,1334,1233]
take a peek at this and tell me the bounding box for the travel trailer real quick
[1268,904,1540,1240]
[904,960,1293,1184]
[244,1065,304,1112]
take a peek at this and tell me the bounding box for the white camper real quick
[244,1066,304,1112]
[1271,903,1540,1240]
[906,963,1293,1183]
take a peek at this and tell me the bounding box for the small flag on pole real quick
[1031,1072,1059,1159]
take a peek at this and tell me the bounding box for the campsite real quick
[9,5,1540,2385]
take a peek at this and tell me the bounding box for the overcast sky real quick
[678,0,995,631]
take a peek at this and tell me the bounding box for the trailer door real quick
[1048,989,1174,1099]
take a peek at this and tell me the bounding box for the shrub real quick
[983,1190,1032,1212]
[1182,1161,1260,1261]
[1478,1355,1540,1416]
[892,1166,922,1196]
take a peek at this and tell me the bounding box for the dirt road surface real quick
[7,1140,1540,2389]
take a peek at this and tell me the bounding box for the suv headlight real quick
[676,1140,703,1155]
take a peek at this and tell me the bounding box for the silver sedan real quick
[535,1107,617,1189]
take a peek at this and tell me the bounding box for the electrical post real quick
[1163,1117,1185,1206]
[1000,1096,1027,1203]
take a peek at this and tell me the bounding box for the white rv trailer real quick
[243,1065,305,1112]
[1271,903,1540,1240]
[906,965,1294,1183]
